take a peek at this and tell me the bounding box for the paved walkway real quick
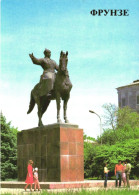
[1,180,139,189]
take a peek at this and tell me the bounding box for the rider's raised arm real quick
[29,53,44,65]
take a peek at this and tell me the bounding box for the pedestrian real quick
[33,167,41,191]
[24,160,34,192]
[122,161,126,187]
[104,163,109,188]
[125,159,131,188]
[115,160,123,187]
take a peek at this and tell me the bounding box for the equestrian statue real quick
[27,49,72,126]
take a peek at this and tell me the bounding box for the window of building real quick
[122,98,126,107]
[137,96,139,105]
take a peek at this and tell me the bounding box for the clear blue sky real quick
[1,0,139,137]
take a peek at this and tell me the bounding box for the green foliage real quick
[84,141,94,178]
[1,113,18,180]
[84,139,139,179]
[84,105,139,179]
[98,125,139,145]
[117,106,139,129]
[102,104,139,131]
[97,106,139,145]
[84,133,96,141]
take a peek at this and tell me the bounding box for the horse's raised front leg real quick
[56,93,62,123]
[64,96,69,123]
[37,101,43,127]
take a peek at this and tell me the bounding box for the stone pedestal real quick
[17,124,84,182]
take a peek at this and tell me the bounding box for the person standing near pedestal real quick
[115,160,123,187]
[122,161,127,187]
[104,163,109,188]
[125,159,131,188]
[24,160,34,192]
[33,167,41,191]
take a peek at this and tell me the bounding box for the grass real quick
[1,189,139,195]
[4,178,18,181]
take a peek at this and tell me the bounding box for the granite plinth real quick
[17,123,84,182]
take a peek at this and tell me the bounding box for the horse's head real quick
[59,51,68,73]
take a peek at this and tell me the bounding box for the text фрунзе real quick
[90,9,129,16]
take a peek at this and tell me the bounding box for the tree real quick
[1,113,18,180]
[102,103,117,130]
[102,104,139,131]
[98,105,139,145]
[97,125,139,145]
[84,139,139,179]
[84,133,96,141]
[84,104,139,179]
[117,106,139,129]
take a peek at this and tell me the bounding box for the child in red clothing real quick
[33,167,41,191]
[24,160,34,192]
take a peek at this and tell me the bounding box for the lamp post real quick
[89,110,102,145]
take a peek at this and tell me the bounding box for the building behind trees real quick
[116,80,139,113]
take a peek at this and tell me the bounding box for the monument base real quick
[17,123,84,182]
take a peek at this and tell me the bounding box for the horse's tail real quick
[27,92,35,114]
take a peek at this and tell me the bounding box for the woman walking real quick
[24,160,34,192]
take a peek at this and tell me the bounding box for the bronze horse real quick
[27,51,72,126]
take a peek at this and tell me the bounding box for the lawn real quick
[1,189,139,195]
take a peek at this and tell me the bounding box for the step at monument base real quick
[1,180,139,189]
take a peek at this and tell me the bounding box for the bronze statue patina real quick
[29,48,59,97]
[27,50,72,126]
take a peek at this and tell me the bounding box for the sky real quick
[1,0,139,138]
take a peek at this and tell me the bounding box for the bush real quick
[1,113,18,180]
[84,139,139,179]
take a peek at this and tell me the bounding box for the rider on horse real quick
[28,50,72,125]
[29,49,59,100]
